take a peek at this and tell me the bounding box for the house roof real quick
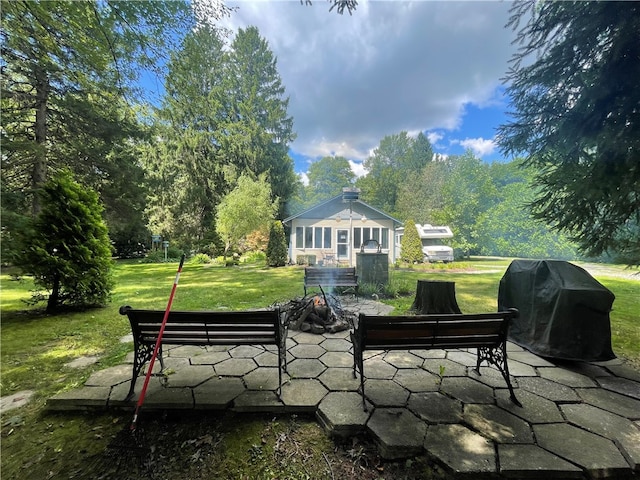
[283,194,403,227]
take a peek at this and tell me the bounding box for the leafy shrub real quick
[243,251,266,264]
[190,253,212,264]
[296,255,316,265]
[142,246,184,263]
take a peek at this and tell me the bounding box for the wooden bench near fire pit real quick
[304,267,359,297]
[119,306,288,399]
[351,309,521,410]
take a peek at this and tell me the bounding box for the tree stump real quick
[410,280,462,314]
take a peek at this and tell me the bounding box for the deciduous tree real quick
[217,175,277,258]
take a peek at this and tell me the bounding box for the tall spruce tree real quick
[225,26,297,217]
[498,0,640,263]
[1,1,192,214]
[147,25,229,250]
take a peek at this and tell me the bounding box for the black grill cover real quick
[498,260,615,361]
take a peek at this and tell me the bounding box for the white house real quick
[282,188,403,266]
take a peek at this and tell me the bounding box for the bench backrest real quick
[355,309,518,350]
[305,267,357,282]
[119,306,284,347]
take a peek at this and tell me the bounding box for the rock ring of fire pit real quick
[280,293,354,334]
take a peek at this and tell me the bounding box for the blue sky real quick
[210,1,520,176]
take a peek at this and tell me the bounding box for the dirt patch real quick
[84,412,452,480]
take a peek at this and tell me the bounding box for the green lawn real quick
[2,258,638,400]
[1,257,638,479]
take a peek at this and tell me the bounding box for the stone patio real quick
[48,298,640,479]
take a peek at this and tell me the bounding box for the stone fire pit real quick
[280,292,354,334]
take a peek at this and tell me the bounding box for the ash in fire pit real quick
[281,291,353,334]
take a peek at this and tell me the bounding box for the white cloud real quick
[349,159,367,178]
[456,137,497,157]
[302,138,370,162]
[427,131,444,146]
[219,1,516,167]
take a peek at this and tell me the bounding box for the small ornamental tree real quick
[17,171,114,312]
[217,174,277,259]
[401,220,424,263]
[266,221,288,267]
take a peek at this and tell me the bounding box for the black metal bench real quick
[351,309,521,410]
[119,306,288,399]
[304,267,359,297]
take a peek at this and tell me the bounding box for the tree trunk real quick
[47,275,60,313]
[32,66,49,216]
[410,280,462,314]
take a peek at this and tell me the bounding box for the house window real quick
[305,227,313,248]
[295,227,304,248]
[353,227,390,249]
[296,226,332,249]
[381,228,389,248]
[314,227,323,248]
[324,227,332,248]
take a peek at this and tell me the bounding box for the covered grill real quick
[498,259,616,362]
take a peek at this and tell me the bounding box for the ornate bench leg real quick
[277,341,287,398]
[476,344,522,407]
[127,342,164,401]
[350,334,367,411]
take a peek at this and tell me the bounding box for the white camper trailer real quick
[416,224,454,263]
[395,224,455,263]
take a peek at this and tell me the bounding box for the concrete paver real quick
[44,297,640,478]
[193,377,245,409]
[498,444,584,479]
[317,391,371,437]
[368,408,426,460]
[363,379,410,407]
[424,424,496,474]
[407,392,462,424]
[464,404,534,444]
[534,423,632,478]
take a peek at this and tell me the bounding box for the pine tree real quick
[400,220,424,264]
[266,221,288,267]
[17,171,114,312]
[498,0,640,263]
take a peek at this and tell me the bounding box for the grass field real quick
[1,257,638,479]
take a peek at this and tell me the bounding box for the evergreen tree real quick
[410,132,434,170]
[16,171,114,313]
[499,0,640,263]
[400,220,424,263]
[225,26,297,217]
[147,26,228,250]
[266,221,288,267]
[1,0,192,215]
